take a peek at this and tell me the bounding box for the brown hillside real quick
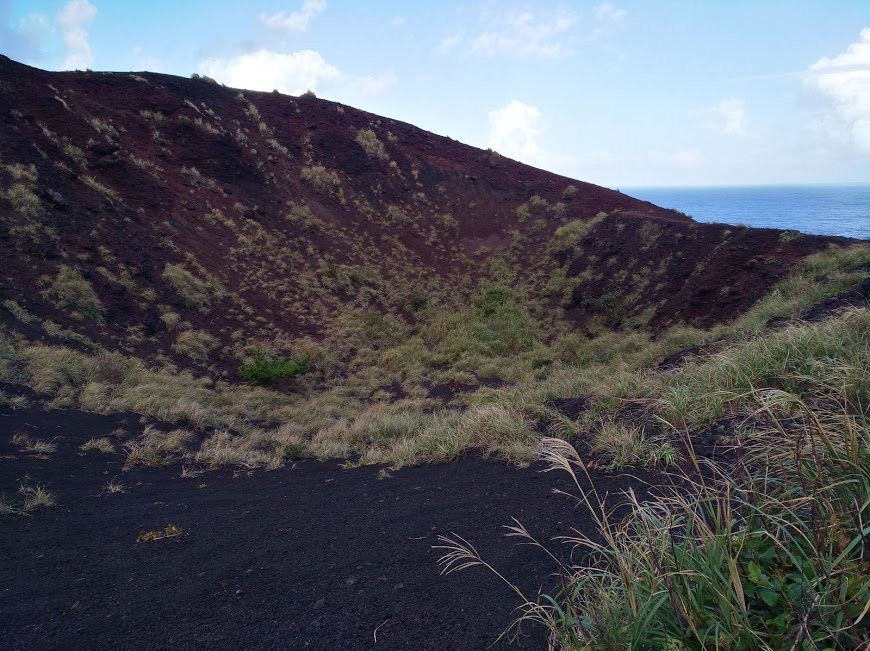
[0,55,848,375]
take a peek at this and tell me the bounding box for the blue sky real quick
[3,0,869,187]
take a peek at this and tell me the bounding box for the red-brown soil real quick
[0,55,850,375]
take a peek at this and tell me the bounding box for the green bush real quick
[239,351,310,386]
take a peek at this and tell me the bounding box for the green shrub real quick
[239,351,310,386]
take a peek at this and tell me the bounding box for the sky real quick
[2,0,869,188]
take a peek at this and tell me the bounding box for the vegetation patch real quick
[3,183,43,219]
[590,419,677,469]
[12,432,57,454]
[284,201,319,229]
[40,266,104,320]
[239,351,310,386]
[161,263,221,309]
[172,330,219,362]
[300,165,344,202]
[1,245,867,472]
[548,214,605,253]
[136,524,183,543]
[19,482,55,511]
[80,437,115,453]
[356,128,388,161]
[440,381,869,650]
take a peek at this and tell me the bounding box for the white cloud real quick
[694,98,747,136]
[647,148,705,170]
[487,100,578,174]
[199,49,340,95]
[595,3,626,22]
[259,0,326,33]
[488,100,543,159]
[592,3,626,37]
[391,16,406,28]
[56,0,97,70]
[805,27,870,154]
[462,6,578,58]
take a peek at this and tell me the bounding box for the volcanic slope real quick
[0,55,844,378]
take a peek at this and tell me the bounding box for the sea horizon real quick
[623,181,870,190]
[623,183,869,240]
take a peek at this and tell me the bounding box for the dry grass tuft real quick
[19,482,55,510]
[80,437,115,453]
[11,432,57,455]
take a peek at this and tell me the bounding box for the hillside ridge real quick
[0,55,849,376]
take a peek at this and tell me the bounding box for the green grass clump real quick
[300,165,344,202]
[649,307,868,425]
[161,263,221,310]
[549,214,606,253]
[3,183,43,219]
[590,419,677,469]
[80,437,115,453]
[355,128,388,161]
[41,266,104,320]
[172,330,219,362]
[284,201,319,229]
[425,286,538,363]
[239,351,310,386]
[2,299,37,324]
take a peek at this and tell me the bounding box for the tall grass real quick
[437,377,869,649]
[648,308,868,426]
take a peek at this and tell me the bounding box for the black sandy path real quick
[0,398,648,650]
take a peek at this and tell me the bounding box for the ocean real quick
[624,185,869,241]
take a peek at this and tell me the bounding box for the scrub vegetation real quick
[2,245,866,473]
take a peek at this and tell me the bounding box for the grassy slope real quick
[0,56,842,380]
[2,243,867,472]
[436,255,868,650]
